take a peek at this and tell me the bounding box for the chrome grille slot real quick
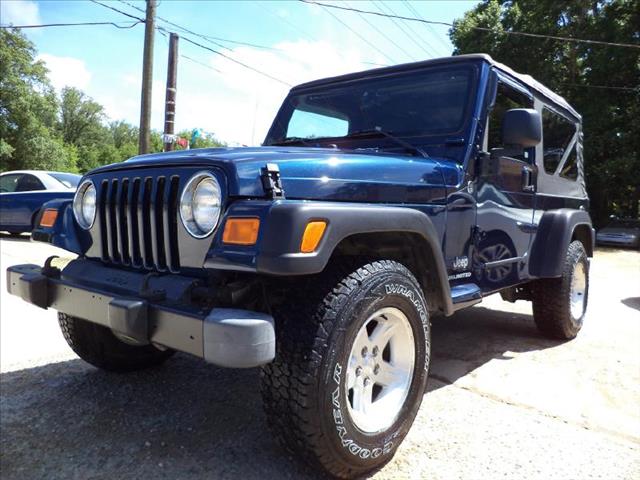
[98,174,180,272]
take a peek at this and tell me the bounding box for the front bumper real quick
[596,236,638,247]
[6,260,275,368]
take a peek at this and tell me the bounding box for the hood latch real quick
[260,163,285,199]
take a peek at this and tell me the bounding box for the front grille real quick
[97,174,181,272]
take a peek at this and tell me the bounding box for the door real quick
[473,77,537,293]
[0,173,45,230]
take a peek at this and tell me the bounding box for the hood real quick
[91,146,461,204]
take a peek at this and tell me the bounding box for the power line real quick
[315,2,397,64]
[373,0,435,58]
[181,54,223,74]
[300,0,640,50]
[401,0,451,54]
[119,0,281,52]
[254,1,389,67]
[116,0,292,84]
[343,1,416,61]
[89,0,144,22]
[92,0,291,86]
[378,0,437,58]
[116,0,232,53]
[0,20,142,29]
[176,32,292,87]
[158,29,223,74]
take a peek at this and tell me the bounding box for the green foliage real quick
[175,129,226,150]
[16,131,72,171]
[0,28,59,172]
[1,29,227,176]
[450,0,640,225]
[58,87,105,146]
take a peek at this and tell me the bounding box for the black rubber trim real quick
[529,208,594,278]
[254,201,453,314]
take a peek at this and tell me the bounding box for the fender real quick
[253,201,453,314]
[529,208,594,278]
[31,199,90,254]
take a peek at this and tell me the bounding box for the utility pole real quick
[163,33,179,152]
[138,0,156,154]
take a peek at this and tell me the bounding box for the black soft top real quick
[292,54,580,121]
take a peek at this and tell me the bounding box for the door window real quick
[15,174,45,192]
[542,107,577,177]
[487,81,534,156]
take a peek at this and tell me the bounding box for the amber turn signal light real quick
[300,221,327,253]
[222,217,260,245]
[39,209,58,227]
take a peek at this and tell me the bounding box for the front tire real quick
[532,240,589,340]
[58,313,174,372]
[261,260,430,478]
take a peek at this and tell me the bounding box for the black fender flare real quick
[529,208,594,278]
[255,201,453,314]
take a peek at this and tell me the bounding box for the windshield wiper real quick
[346,127,429,158]
[268,136,315,146]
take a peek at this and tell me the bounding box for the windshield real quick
[265,65,475,146]
[49,172,81,189]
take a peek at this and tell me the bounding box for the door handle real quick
[521,167,535,192]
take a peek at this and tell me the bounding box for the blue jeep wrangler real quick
[7,54,594,478]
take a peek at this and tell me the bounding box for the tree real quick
[0,28,60,171]
[450,0,640,225]
[58,87,105,146]
[175,129,226,150]
[1,28,225,175]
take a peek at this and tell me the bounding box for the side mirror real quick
[502,108,541,148]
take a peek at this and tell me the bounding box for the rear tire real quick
[532,240,589,340]
[58,313,174,372]
[261,260,430,478]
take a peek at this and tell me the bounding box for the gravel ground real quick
[1,234,639,479]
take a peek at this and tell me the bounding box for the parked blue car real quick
[0,170,80,234]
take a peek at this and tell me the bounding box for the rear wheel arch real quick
[530,208,594,277]
[571,223,594,257]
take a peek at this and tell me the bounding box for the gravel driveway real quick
[1,234,639,479]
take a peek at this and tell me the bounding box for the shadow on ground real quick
[621,297,640,312]
[429,305,560,388]
[0,232,31,242]
[0,304,559,480]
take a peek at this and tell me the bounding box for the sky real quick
[1,0,479,146]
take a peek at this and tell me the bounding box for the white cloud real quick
[0,0,41,26]
[37,54,92,91]
[122,73,140,88]
[31,39,382,147]
[168,39,380,146]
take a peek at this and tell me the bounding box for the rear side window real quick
[0,174,21,193]
[542,108,577,177]
[559,148,578,180]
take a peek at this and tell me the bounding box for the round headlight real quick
[180,173,221,238]
[73,180,96,229]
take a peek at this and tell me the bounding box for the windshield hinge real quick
[260,163,285,199]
